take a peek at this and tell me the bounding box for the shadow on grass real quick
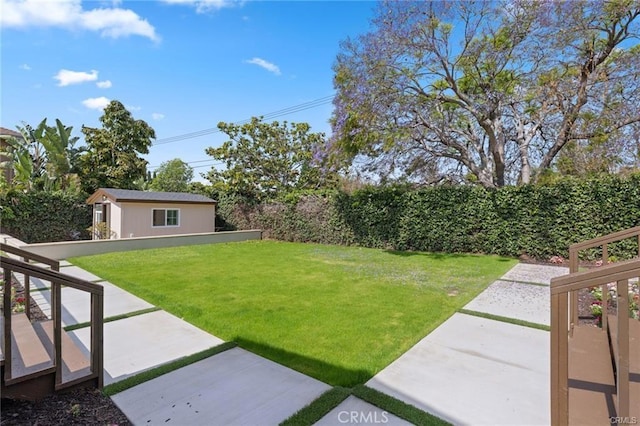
[384,250,514,261]
[383,250,463,259]
[233,336,372,387]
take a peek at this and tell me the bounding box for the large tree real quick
[79,100,155,193]
[149,158,194,192]
[205,117,333,201]
[329,0,640,187]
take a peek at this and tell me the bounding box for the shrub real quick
[217,174,640,260]
[0,190,92,243]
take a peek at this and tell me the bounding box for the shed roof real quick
[87,188,216,205]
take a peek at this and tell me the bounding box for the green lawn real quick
[71,240,516,386]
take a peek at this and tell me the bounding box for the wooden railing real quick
[0,243,60,320]
[568,226,640,332]
[551,254,639,425]
[1,251,103,390]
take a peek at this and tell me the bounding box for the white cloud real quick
[245,57,281,75]
[81,8,158,41]
[54,69,98,86]
[82,96,110,110]
[1,0,160,42]
[162,0,241,13]
[96,80,112,88]
[126,105,141,111]
[152,113,165,120]
[19,63,31,70]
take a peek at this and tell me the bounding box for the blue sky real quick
[1,0,376,177]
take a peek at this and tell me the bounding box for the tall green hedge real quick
[0,191,92,243]
[221,174,640,260]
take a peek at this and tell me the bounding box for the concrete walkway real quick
[111,347,330,425]
[367,263,568,426]
[15,241,569,425]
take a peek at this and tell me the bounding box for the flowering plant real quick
[590,281,640,322]
[0,280,27,313]
[590,300,603,326]
[630,288,639,320]
[14,295,26,313]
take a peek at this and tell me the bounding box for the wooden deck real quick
[2,243,103,400]
[552,226,640,425]
[566,317,640,425]
[568,326,616,425]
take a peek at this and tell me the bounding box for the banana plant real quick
[1,118,83,192]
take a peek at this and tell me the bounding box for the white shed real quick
[87,188,217,239]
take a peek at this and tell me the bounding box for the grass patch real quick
[102,342,237,396]
[72,240,516,386]
[63,307,161,332]
[280,387,351,426]
[457,309,551,331]
[352,385,451,425]
[281,385,450,425]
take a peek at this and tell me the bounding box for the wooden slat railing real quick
[1,255,103,390]
[550,257,640,425]
[568,226,640,333]
[0,243,60,320]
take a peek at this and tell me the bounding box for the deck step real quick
[5,313,54,384]
[608,315,640,419]
[2,313,91,387]
[34,320,91,385]
[568,325,616,425]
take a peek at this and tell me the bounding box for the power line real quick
[152,95,335,146]
[148,159,224,170]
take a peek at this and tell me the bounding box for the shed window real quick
[152,209,179,227]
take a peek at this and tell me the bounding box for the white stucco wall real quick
[109,202,122,238]
[16,230,262,260]
[118,202,215,238]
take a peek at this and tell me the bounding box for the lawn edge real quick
[352,385,451,426]
[279,386,351,426]
[457,309,551,331]
[64,307,161,332]
[102,341,237,396]
[498,279,550,287]
[279,385,451,426]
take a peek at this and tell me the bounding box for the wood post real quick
[23,256,31,320]
[53,280,62,386]
[551,291,569,426]
[617,279,630,417]
[91,292,104,389]
[3,267,13,382]
[569,249,579,332]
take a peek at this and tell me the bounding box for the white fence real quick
[3,230,263,260]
